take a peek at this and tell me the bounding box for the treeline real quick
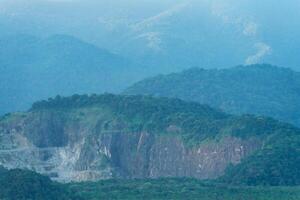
[1,167,300,200]
[0,167,80,200]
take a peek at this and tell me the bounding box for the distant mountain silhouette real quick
[0,34,149,114]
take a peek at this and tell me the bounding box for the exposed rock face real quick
[0,110,261,182]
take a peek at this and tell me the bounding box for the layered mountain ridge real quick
[0,94,299,185]
[0,34,150,115]
[125,64,300,127]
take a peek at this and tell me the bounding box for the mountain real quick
[0,94,299,185]
[1,1,300,71]
[125,64,300,127]
[0,34,149,115]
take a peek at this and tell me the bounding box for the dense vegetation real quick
[30,94,300,146]
[222,132,300,186]
[0,167,78,200]
[1,167,300,200]
[125,64,300,127]
[30,93,228,144]
[69,179,300,200]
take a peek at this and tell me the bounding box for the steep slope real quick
[125,64,300,127]
[221,130,300,186]
[0,34,149,115]
[0,94,299,184]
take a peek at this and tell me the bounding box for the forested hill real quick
[1,94,299,185]
[125,64,300,127]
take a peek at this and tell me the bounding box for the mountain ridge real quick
[125,64,300,127]
[0,34,151,115]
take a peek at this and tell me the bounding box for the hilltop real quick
[125,64,300,127]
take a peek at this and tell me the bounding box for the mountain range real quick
[1,1,300,71]
[126,64,300,127]
[0,34,150,115]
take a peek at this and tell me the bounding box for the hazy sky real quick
[1,0,300,70]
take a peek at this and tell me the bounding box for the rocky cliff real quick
[0,94,297,182]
